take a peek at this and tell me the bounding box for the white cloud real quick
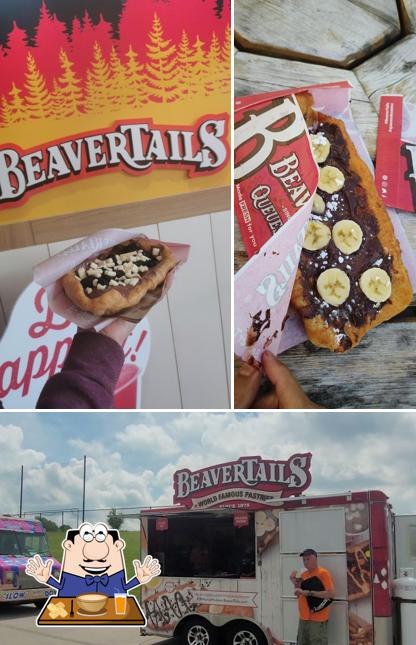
[145,412,416,515]
[0,425,159,525]
[0,424,45,472]
[0,424,47,513]
[116,423,180,457]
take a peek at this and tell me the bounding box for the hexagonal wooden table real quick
[235,0,401,68]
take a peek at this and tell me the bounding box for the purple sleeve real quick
[46,575,63,591]
[124,576,140,591]
[36,331,124,409]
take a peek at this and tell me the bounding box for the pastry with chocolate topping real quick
[62,238,176,316]
[290,93,413,352]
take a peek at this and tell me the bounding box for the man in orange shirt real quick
[290,548,335,645]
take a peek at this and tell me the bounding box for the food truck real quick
[0,516,60,606]
[139,454,398,645]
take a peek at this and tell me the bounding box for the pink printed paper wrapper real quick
[234,82,416,364]
[375,95,416,212]
[33,228,190,329]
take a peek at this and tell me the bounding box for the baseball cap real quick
[300,548,318,557]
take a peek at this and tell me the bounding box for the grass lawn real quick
[46,530,141,600]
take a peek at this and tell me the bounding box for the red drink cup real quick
[114,363,139,409]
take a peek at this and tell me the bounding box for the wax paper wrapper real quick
[375,95,416,212]
[235,82,416,364]
[33,228,190,328]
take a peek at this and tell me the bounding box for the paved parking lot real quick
[0,604,176,645]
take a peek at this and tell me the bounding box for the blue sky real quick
[1,411,416,525]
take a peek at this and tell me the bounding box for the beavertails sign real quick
[0,0,230,224]
[173,454,312,510]
[0,116,229,207]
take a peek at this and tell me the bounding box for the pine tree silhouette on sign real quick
[2,21,28,98]
[190,35,208,96]
[0,83,26,126]
[0,95,14,126]
[215,0,225,19]
[124,46,148,108]
[51,77,66,120]
[8,83,26,123]
[55,49,83,117]
[176,30,194,97]
[71,17,82,42]
[84,41,112,114]
[146,13,178,103]
[205,32,222,95]
[109,46,127,108]
[24,52,53,119]
[94,14,114,61]
[118,0,142,57]
[0,0,230,128]
[35,0,68,84]
[70,17,84,78]
[71,10,97,81]
[220,24,231,91]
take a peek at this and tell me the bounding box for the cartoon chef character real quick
[25,522,160,597]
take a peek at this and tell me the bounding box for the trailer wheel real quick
[181,617,219,645]
[34,599,47,609]
[226,623,267,645]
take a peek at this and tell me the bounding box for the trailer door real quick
[279,507,349,645]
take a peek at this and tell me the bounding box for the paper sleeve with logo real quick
[375,95,416,213]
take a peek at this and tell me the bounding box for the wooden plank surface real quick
[400,211,416,249]
[0,221,35,251]
[235,51,379,158]
[235,0,400,68]
[248,315,416,409]
[398,0,416,33]
[0,186,230,252]
[356,35,416,109]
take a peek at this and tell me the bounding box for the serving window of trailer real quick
[147,512,255,578]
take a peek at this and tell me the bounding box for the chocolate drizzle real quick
[79,241,159,298]
[246,308,271,346]
[299,122,393,349]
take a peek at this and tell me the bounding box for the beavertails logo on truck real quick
[173,453,312,510]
